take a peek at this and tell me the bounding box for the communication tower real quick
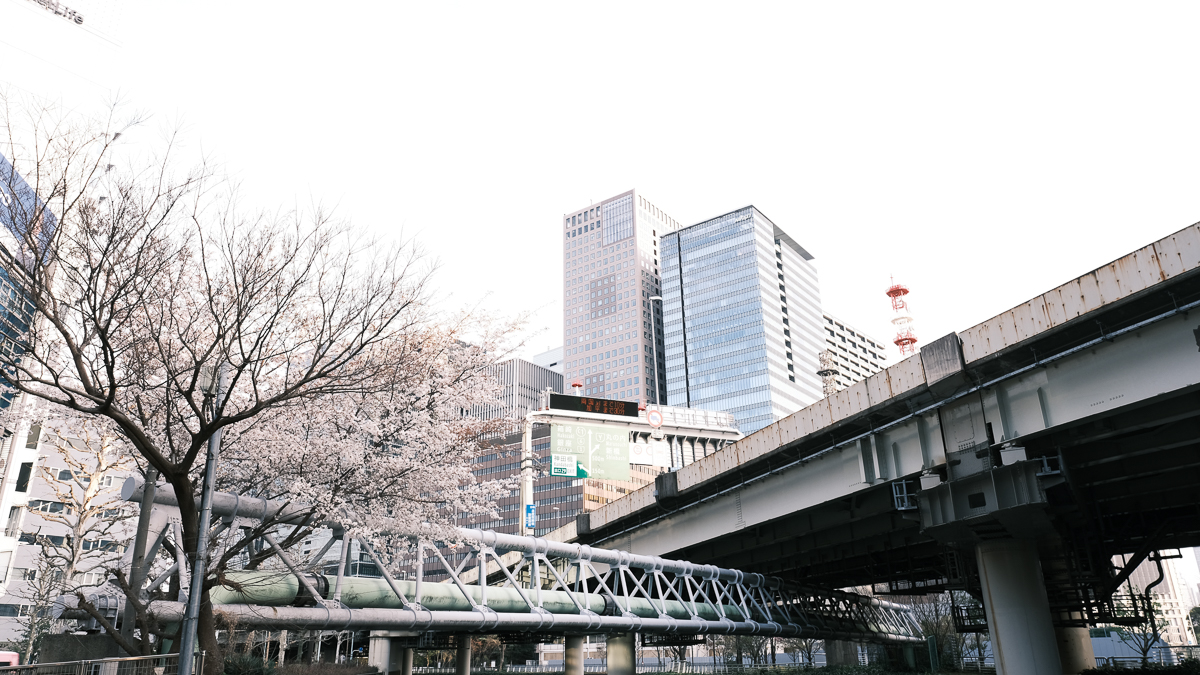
[886,279,918,356]
[817,350,840,398]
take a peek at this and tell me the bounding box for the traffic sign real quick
[647,409,664,428]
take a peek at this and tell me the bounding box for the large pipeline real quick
[121,479,921,642]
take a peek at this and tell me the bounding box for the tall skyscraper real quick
[661,206,822,434]
[560,190,679,405]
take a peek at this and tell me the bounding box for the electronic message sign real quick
[549,393,639,417]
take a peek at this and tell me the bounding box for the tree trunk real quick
[198,587,223,675]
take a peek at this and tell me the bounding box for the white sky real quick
[5,2,1200,362]
[4,2,1200,360]
[4,0,1200,599]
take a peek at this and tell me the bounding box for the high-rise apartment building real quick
[561,190,680,405]
[820,314,890,392]
[0,154,54,597]
[660,206,822,435]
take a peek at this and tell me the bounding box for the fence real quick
[417,663,822,674]
[0,653,202,675]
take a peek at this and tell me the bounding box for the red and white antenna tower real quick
[886,277,918,356]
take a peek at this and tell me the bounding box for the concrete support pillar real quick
[400,648,414,675]
[455,635,472,675]
[824,640,858,666]
[368,635,390,675]
[1055,624,1095,674]
[606,633,635,675]
[976,539,1062,675]
[564,635,585,675]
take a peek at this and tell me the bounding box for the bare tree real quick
[782,638,822,667]
[1116,584,1168,668]
[1,554,60,664]
[0,93,519,672]
[25,422,135,589]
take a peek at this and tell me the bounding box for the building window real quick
[15,463,32,492]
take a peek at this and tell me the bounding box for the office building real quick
[462,403,740,540]
[661,206,822,434]
[820,314,890,392]
[475,357,563,434]
[1119,554,1198,646]
[530,346,564,374]
[561,190,680,405]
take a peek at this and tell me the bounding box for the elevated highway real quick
[561,222,1200,674]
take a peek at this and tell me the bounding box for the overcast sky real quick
[5,0,1200,597]
[3,1,1200,365]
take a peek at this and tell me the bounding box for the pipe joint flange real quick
[600,593,620,617]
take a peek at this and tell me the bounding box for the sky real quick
[4,0,1200,600]
[4,1,1200,364]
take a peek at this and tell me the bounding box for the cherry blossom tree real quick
[0,94,519,672]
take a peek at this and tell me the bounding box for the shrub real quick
[223,653,275,675]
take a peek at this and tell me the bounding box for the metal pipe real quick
[122,467,159,647]
[121,477,313,525]
[332,531,349,604]
[123,486,912,615]
[145,601,920,642]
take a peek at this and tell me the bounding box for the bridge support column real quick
[564,635,585,675]
[368,634,390,675]
[606,633,635,675]
[824,641,858,666]
[1055,622,1095,674]
[455,635,472,675]
[976,539,1061,675]
[400,647,414,675]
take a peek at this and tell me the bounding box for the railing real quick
[416,664,819,674]
[0,653,202,675]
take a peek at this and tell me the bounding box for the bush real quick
[1081,658,1200,674]
[275,665,378,675]
[224,653,275,675]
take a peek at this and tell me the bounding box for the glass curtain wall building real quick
[661,206,822,434]
[560,190,680,405]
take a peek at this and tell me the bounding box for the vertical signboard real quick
[524,504,536,530]
[550,423,630,481]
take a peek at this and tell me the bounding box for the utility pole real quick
[520,416,534,536]
[178,365,226,675]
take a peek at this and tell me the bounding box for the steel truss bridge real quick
[112,480,921,644]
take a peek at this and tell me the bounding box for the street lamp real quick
[649,295,662,407]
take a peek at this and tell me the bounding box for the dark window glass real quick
[15,463,32,492]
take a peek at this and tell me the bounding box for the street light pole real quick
[178,364,226,675]
[649,295,663,406]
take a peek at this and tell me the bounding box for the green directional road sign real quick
[549,422,630,481]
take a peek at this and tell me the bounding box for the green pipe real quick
[210,572,752,622]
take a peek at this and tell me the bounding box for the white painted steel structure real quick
[113,481,921,644]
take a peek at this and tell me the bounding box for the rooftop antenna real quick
[817,349,840,398]
[887,276,918,356]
